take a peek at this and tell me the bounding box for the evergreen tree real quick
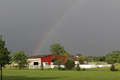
[110,64,116,71]
[76,64,80,71]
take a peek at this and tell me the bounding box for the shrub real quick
[110,64,117,71]
[76,64,80,71]
[64,58,75,70]
[54,59,61,70]
[41,63,44,70]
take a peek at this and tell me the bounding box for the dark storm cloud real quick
[0,0,120,56]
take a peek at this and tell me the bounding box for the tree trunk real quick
[1,64,2,80]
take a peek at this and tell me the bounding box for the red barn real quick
[28,54,66,66]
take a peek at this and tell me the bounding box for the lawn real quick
[1,69,120,80]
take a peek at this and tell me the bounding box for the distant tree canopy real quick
[105,50,120,64]
[12,50,28,69]
[49,43,70,57]
[84,56,105,62]
[0,35,11,80]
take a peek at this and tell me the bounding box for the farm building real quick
[28,54,66,68]
[28,54,110,69]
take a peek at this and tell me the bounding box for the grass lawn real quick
[1,69,120,80]
[1,64,120,80]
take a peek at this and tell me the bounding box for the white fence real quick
[29,64,111,69]
[79,65,111,68]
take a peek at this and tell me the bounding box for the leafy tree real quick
[59,51,70,57]
[50,43,70,69]
[117,55,120,64]
[0,35,11,80]
[53,58,63,70]
[50,43,70,57]
[56,59,61,70]
[12,50,28,69]
[77,56,84,64]
[105,51,120,64]
[85,56,105,62]
[105,57,113,64]
[50,43,65,55]
[85,56,93,62]
[64,58,75,70]
[99,56,105,61]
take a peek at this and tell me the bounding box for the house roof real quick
[29,54,51,59]
[70,55,77,61]
[29,54,76,60]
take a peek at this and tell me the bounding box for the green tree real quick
[12,50,28,69]
[64,58,75,70]
[117,55,120,64]
[105,57,113,64]
[56,59,61,70]
[50,43,66,55]
[50,43,70,68]
[105,51,120,64]
[59,51,70,57]
[0,35,11,80]
[77,56,84,64]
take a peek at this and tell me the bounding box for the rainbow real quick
[33,0,83,55]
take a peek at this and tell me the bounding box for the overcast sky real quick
[0,0,120,56]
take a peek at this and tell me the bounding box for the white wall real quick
[28,58,41,66]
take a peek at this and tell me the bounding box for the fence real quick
[29,64,111,69]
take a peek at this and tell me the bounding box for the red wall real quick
[41,55,66,65]
[41,55,52,65]
[52,55,66,64]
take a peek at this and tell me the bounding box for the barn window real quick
[34,62,39,65]
[43,62,48,65]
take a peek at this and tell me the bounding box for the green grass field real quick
[1,68,120,80]
[1,63,120,80]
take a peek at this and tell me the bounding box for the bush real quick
[54,60,61,70]
[110,64,118,71]
[41,63,44,70]
[64,58,75,70]
[76,64,80,71]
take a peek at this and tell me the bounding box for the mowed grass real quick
[1,63,120,80]
[1,69,120,80]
